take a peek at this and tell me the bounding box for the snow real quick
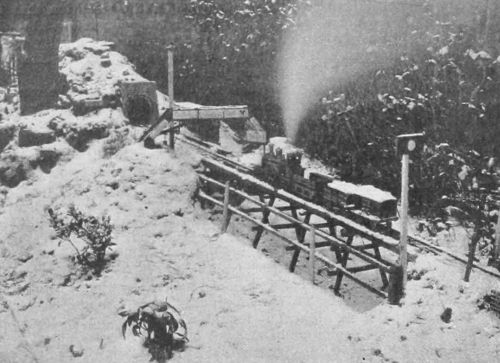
[1,139,498,362]
[328,179,362,195]
[466,49,492,61]
[0,38,499,363]
[356,185,397,203]
[59,38,147,104]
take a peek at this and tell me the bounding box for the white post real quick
[167,46,175,150]
[167,47,174,108]
[309,226,316,284]
[400,153,410,291]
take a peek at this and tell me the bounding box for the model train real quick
[201,137,398,230]
[256,138,398,228]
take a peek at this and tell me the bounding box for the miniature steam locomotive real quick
[201,137,398,230]
[257,138,398,228]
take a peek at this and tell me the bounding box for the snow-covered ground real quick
[0,38,500,363]
[0,139,499,363]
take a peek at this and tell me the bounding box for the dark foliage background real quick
[123,0,310,136]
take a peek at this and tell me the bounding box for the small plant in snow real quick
[48,205,115,274]
[120,299,188,362]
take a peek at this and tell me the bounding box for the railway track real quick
[176,135,500,283]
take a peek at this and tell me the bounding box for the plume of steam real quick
[279,0,424,142]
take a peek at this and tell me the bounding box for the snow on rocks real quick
[0,38,145,189]
[48,108,126,151]
[0,101,127,187]
[59,38,148,115]
[18,124,56,147]
[0,140,73,187]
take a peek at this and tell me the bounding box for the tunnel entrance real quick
[125,95,154,125]
[119,80,159,126]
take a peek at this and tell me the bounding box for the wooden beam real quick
[334,235,353,292]
[289,210,311,272]
[354,244,375,251]
[241,207,265,214]
[310,226,316,283]
[221,181,231,233]
[173,106,249,121]
[252,196,275,249]
[347,265,380,273]
[270,223,297,230]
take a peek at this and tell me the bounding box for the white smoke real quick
[278,0,434,141]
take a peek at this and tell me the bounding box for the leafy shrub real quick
[414,144,499,260]
[120,299,188,362]
[48,205,115,274]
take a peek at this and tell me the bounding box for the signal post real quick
[394,132,424,302]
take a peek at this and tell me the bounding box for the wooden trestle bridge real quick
[196,157,405,299]
[175,136,500,300]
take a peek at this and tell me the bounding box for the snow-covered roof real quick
[328,180,396,203]
[355,185,397,203]
[328,180,361,195]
